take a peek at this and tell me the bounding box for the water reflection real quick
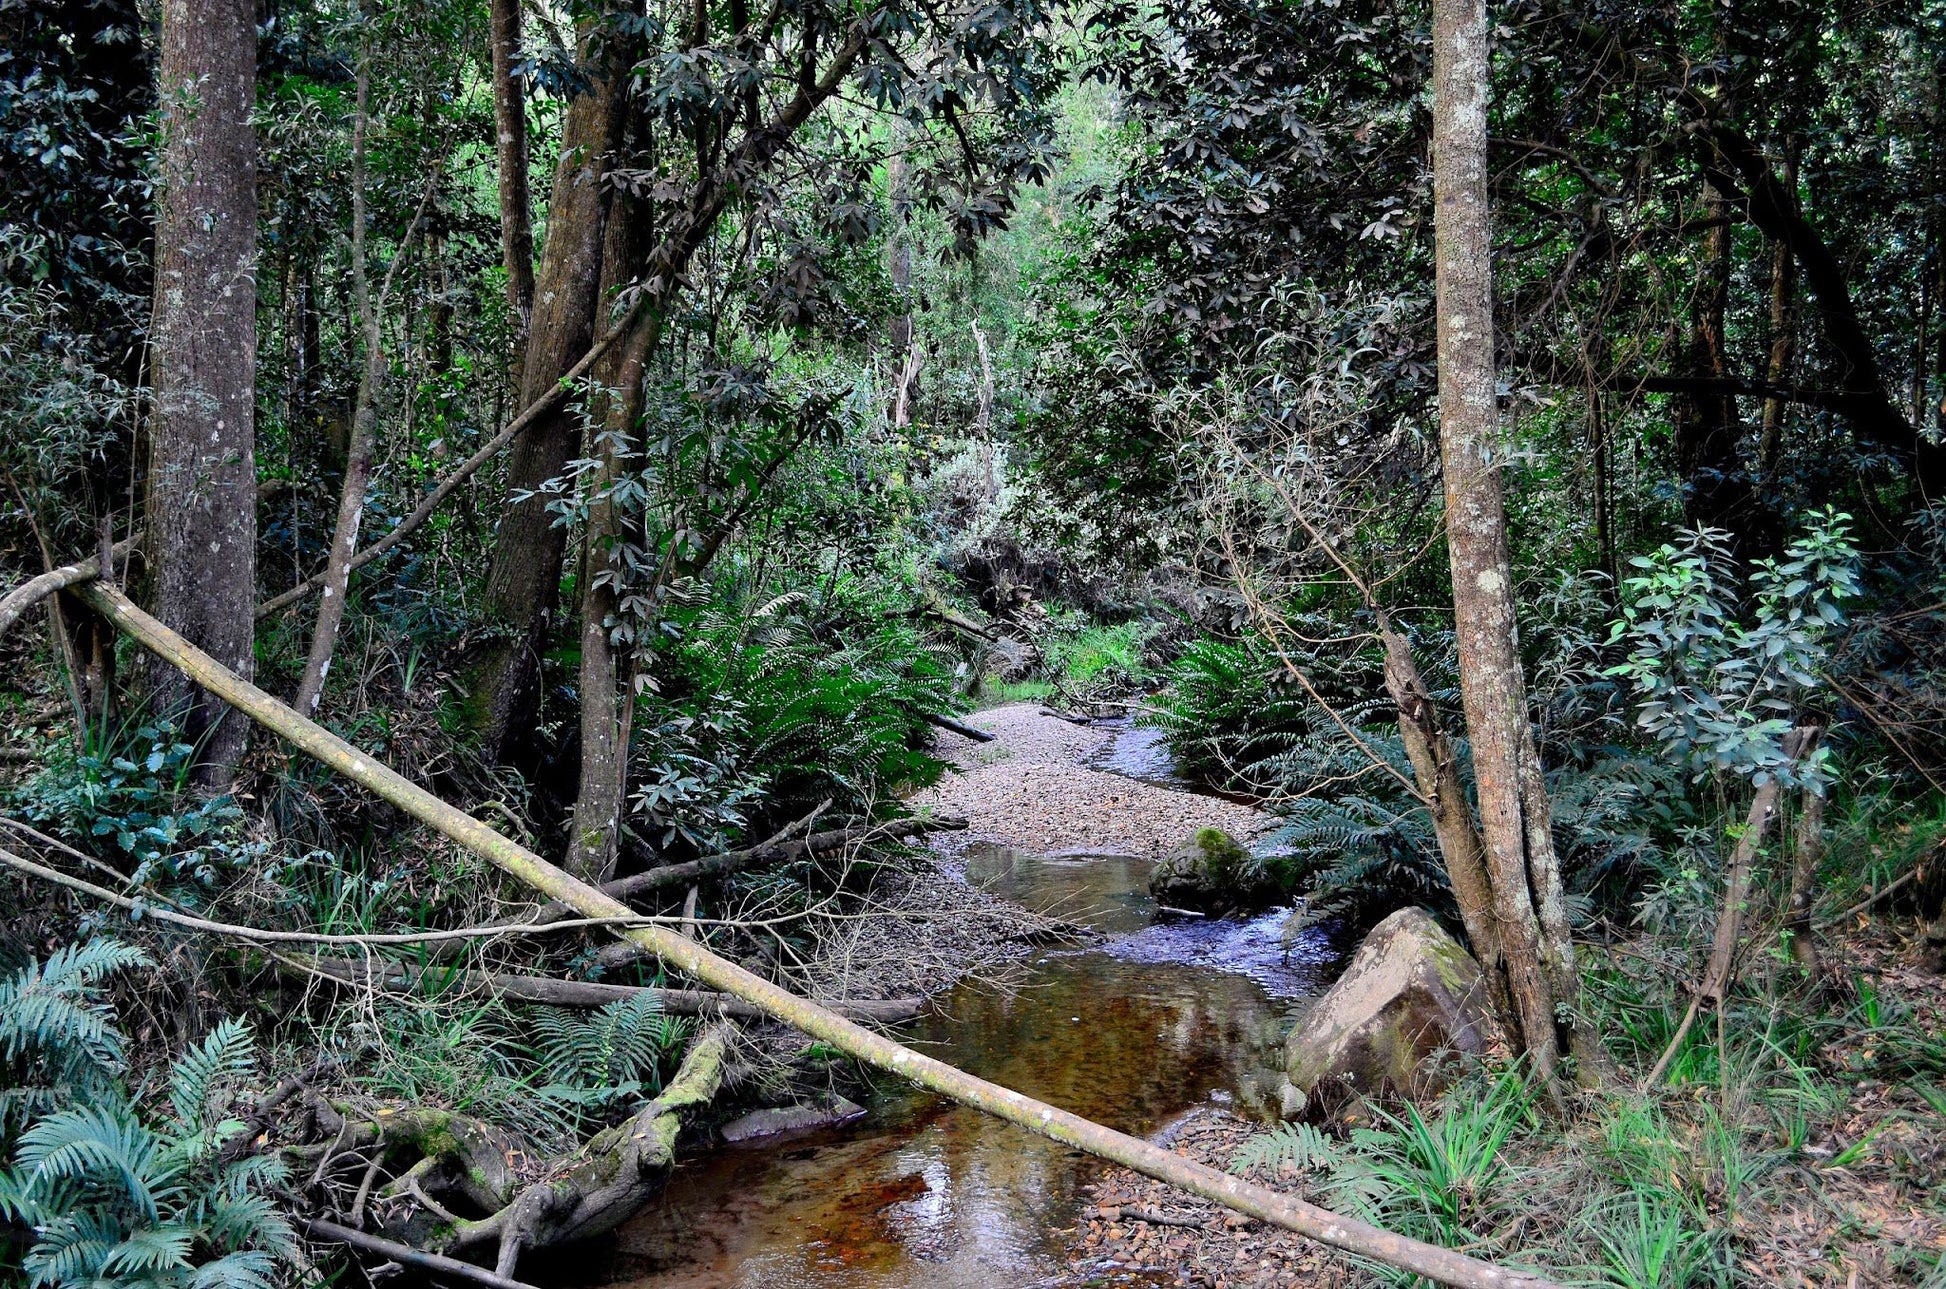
[586,844,1328,1289]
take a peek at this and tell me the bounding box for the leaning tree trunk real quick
[146,0,258,790]
[467,15,633,762]
[1429,0,1572,1081]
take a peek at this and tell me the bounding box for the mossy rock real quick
[1279,907,1490,1119]
[1147,827,1272,914]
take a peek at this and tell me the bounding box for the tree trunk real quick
[1784,781,1826,985]
[145,0,258,790]
[565,186,659,881]
[1675,179,1755,544]
[490,0,536,390]
[1378,616,1511,1024]
[293,45,384,717]
[887,136,920,426]
[1757,144,1800,481]
[468,17,633,761]
[1430,0,1570,1080]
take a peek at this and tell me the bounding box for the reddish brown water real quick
[581,838,1329,1289]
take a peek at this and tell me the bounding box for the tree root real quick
[302,1027,729,1278]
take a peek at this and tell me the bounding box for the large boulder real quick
[1280,907,1490,1118]
[1148,827,1268,914]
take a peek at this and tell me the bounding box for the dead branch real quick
[285,953,924,1021]
[924,712,995,743]
[80,577,1567,1289]
[306,1219,541,1289]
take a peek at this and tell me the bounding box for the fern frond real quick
[169,1019,255,1133]
[1232,1121,1339,1176]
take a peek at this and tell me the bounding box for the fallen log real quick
[287,954,925,1022]
[78,578,1564,1289]
[923,712,995,743]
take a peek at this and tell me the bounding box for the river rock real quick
[1280,907,1489,1118]
[1148,827,1267,913]
[718,1095,866,1143]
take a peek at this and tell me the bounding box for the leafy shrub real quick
[648,582,962,823]
[0,944,298,1289]
[1607,511,1861,788]
[14,719,245,882]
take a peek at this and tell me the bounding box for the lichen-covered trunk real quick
[1429,0,1568,1079]
[145,0,257,790]
[468,22,632,761]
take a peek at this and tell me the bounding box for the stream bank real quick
[582,706,1332,1289]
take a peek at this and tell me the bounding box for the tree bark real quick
[1430,0,1571,1080]
[145,0,258,789]
[490,0,536,390]
[468,16,633,761]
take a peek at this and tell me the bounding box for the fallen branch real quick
[287,954,924,1021]
[305,1218,540,1289]
[0,535,137,648]
[1814,868,1919,930]
[571,814,966,914]
[80,579,1564,1289]
[0,846,675,945]
[924,712,995,743]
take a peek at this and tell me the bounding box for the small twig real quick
[1126,1205,1208,1229]
[349,1153,386,1229]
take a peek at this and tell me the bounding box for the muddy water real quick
[589,731,1327,1289]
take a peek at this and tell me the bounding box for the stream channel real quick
[583,722,1332,1289]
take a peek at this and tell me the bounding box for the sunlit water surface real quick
[572,724,1328,1289]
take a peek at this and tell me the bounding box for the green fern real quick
[1231,1121,1340,1177]
[0,940,149,1143]
[533,994,691,1094]
[0,963,298,1289]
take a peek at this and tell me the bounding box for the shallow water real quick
[582,833,1330,1289]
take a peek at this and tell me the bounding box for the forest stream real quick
[578,709,1333,1289]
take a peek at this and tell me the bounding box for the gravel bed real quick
[915,705,1268,858]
